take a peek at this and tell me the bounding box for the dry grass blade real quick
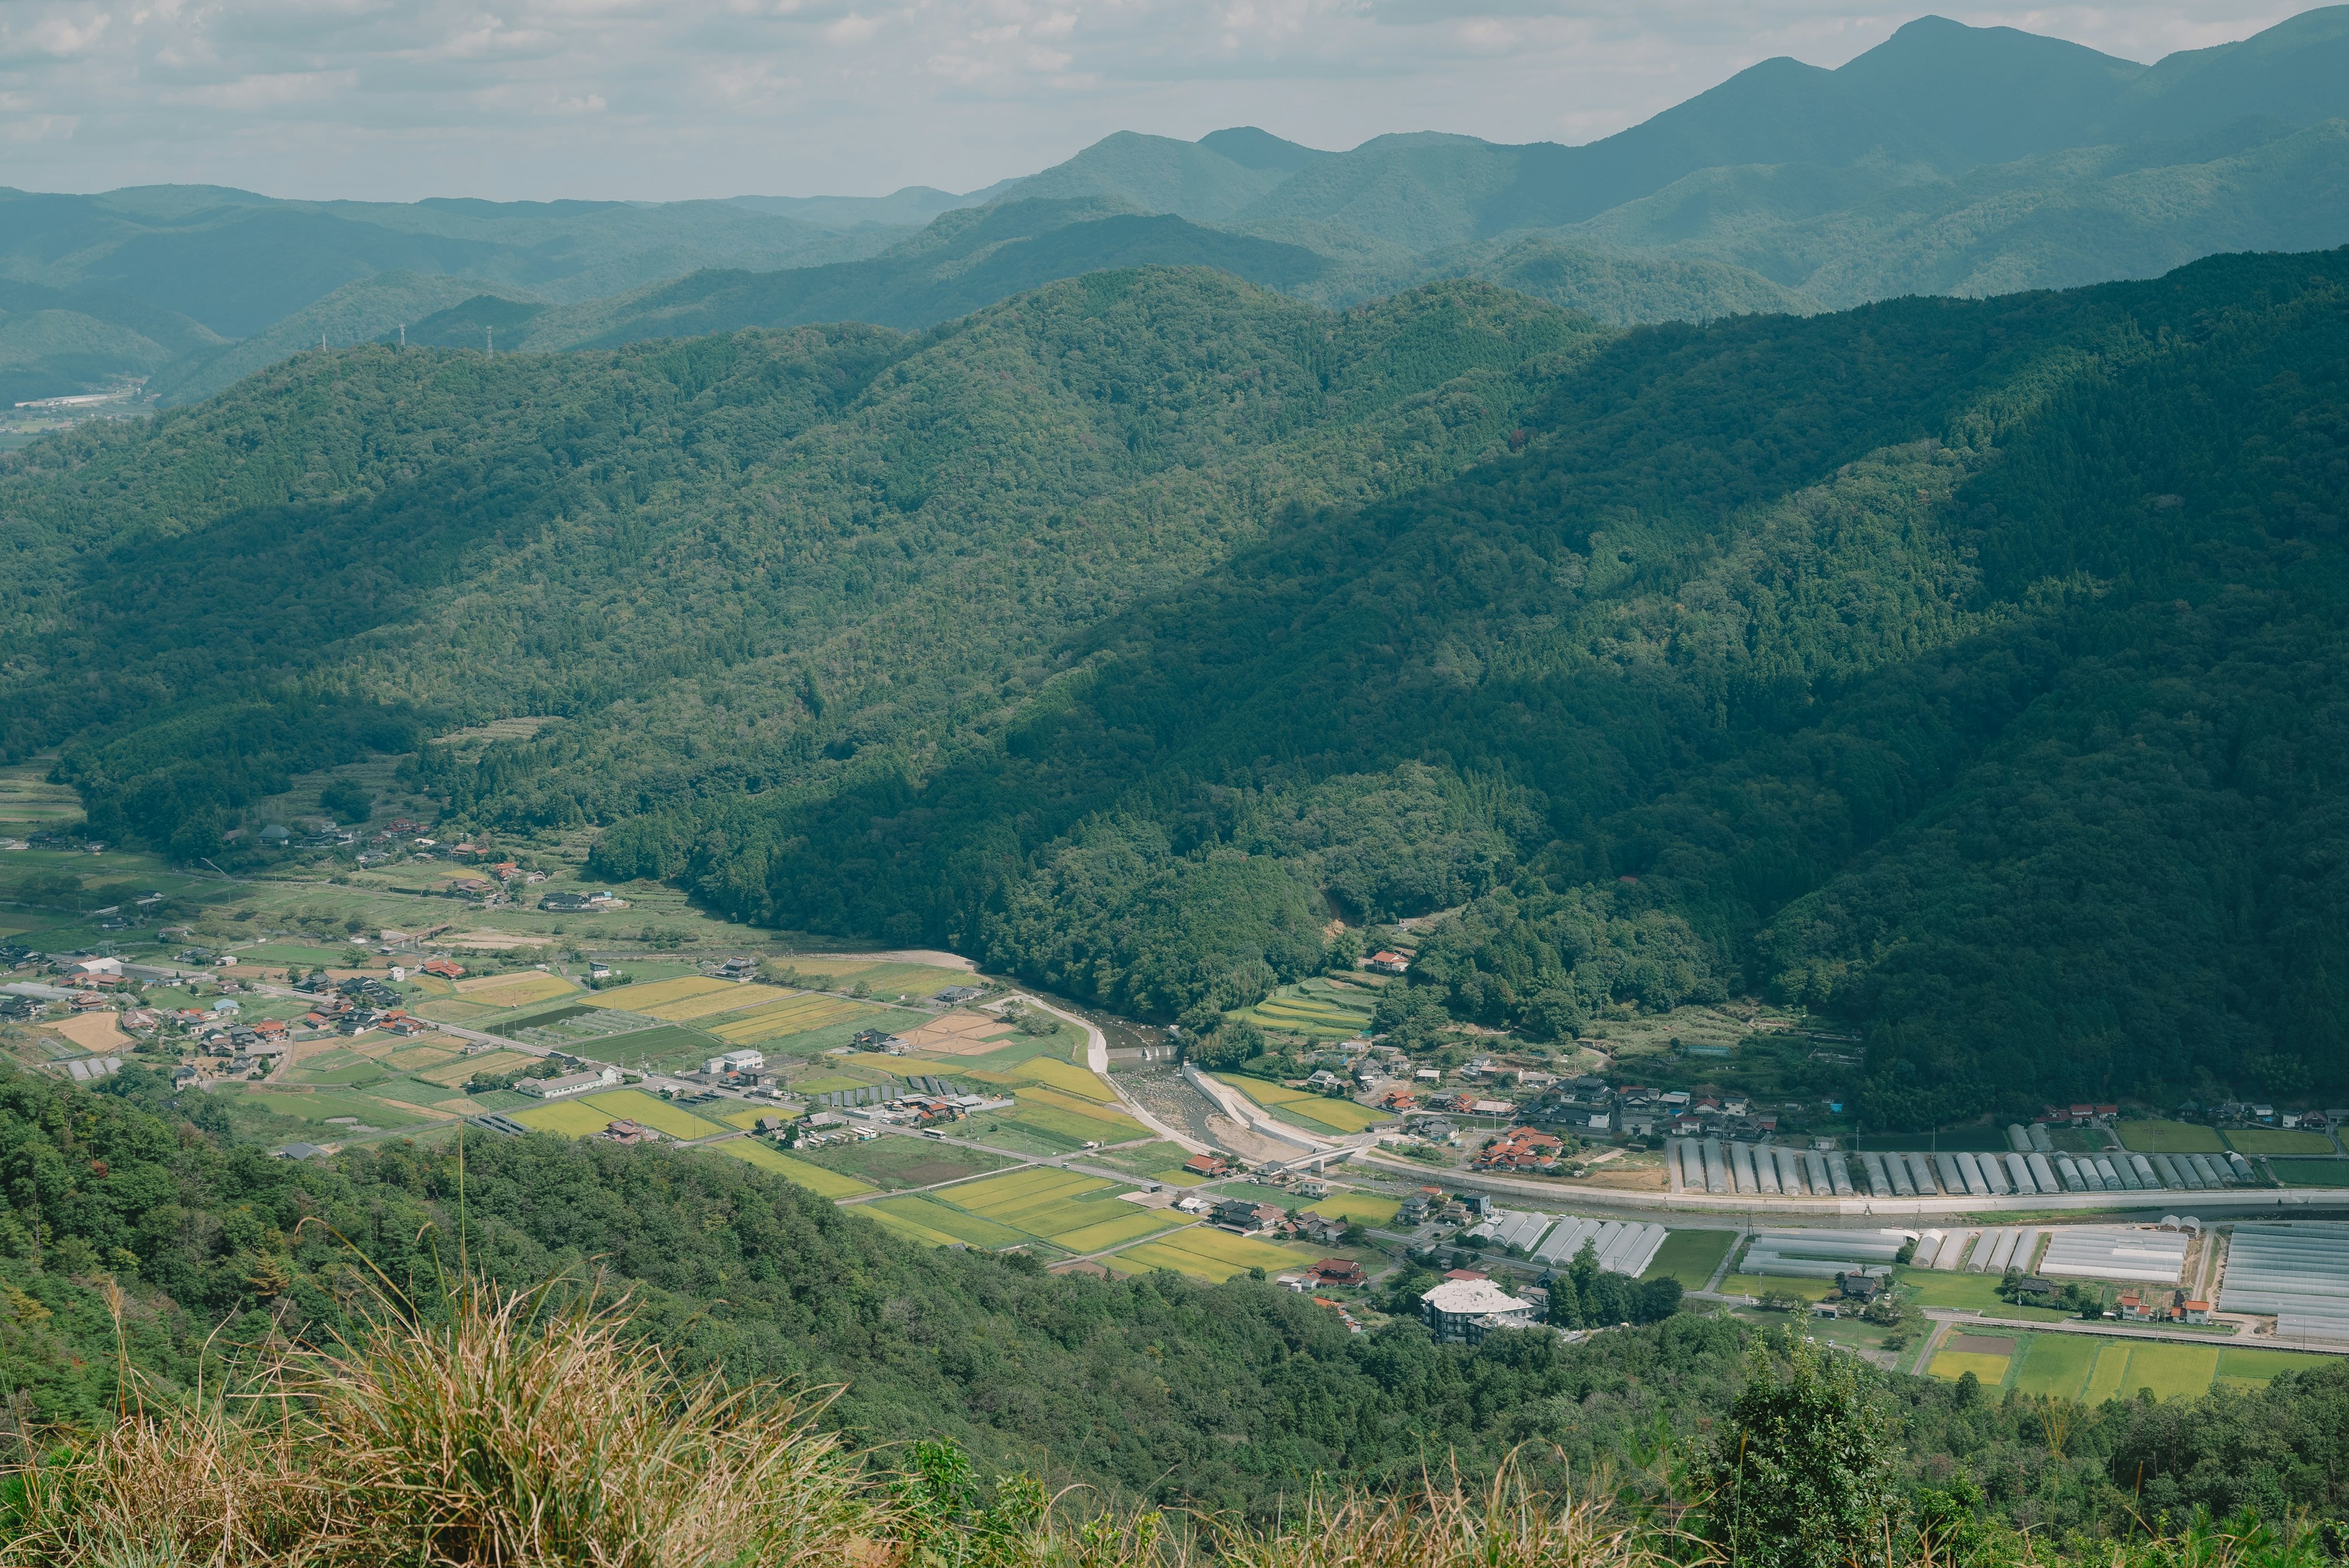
[1203,1454,1692,1568]
[0,1276,889,1568]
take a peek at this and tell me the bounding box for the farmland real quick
[2116,1120,2227,1154]
[705,992,888,1044]
[1236,978,1376,1041]
[2225,1128,2337,1156]
[1105,1226,1322,1283]
[705,1140,875,1197]
[1212,1072,1394,1136]
[850,1163,1186,1257]
[453,971,579,1009]
[1641,1229,1736,1289]
[1928,1329,2330,1401]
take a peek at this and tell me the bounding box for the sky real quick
[0,0,2306,203]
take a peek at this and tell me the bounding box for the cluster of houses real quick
[1177,1194,1358,1248]
[1473,1126,1568,1173]
[2118,1289,2213,1324]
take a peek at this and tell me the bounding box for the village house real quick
[517,1065,624,1099]
[1212,1198,1286,1233]
[1364,950,1412,975]
[1308,1258,1367,1288]
[1475,1126,1565,1173]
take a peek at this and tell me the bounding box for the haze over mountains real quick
[7,6,2349,407]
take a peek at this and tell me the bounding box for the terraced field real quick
[1238,979,1376,1041]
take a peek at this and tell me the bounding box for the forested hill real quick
[5,250,2348,1122]
[587,248,2349,1123]
[9,1062,2349,1536]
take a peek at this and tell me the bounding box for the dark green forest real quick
[4,250,2347,1121]
[4,1064,2346,1537]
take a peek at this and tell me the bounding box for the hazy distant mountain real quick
[10,7,2349,404]
[999,130,1326,223]
[503,199,1330,349]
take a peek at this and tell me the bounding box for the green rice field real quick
[1936,1329,2330,1401]
[2271,1159,2349,1186]
[2117,1120,2226,1154]
[2225,1128,2336,1156]
[1641,1229,1736,1288]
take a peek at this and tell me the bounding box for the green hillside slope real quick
[0,271,1586,856]
[4,251,2346,1120]
[587,250,2344,1118]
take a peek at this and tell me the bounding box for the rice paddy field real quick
[1236,978,1376,1041]
[706,1139,876,1197]
[2225,1128,2337,1156]
[2117,1120,2227,1154]
[1641,1228,1737,1288]
[577,1090,730,1140]
[454,972,579,1009]
[1105,1225,1323,1282]
[1926,1329,2330,1400]
[1307,1192,1401,1226]
[2271,1159,2349,1186]
[706,993,888,1045]
[581,977,734,1014]
[639,983,796,1022]
[1212,1073,1394,1136]
[851,1164,1187,1255]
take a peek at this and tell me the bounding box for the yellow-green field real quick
[1213,1074,1392,1135]
[1007,1058,1121,1103]
[640,983,795,1022]
[574,1090,730,1141]
[1047,1208,1181,1254]
[584,976,732,1012]
[510,1099,626,1137]
[1950,1330,2328,1402]
[706,993,883,1044]
[707,1139,875,1197]
[864,1197,1029,1248]
[1929,1351,2013,1383]
[455,972,579,1009]
[1308,1192,1401,1225]
[1108,1226,1316,1282]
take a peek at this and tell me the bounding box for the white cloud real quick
[0,0,2310,201]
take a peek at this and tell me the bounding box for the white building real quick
[518,1066,623,1099]
[1421,1278,1539,1343]
[705,1048,766,1075]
